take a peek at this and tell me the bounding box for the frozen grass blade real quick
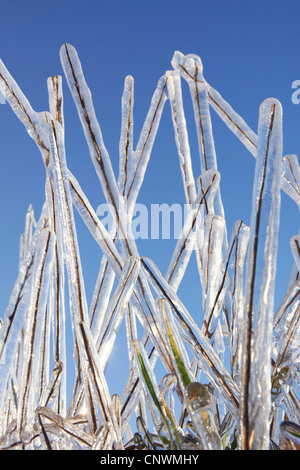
[280,420,300,447]
[165,169,220,291]
[60,43,137,258]
[125,75,168,216]
[159,300,191,389]
[68,171,124,276]
[185,382,222,449]
[240,99,283,450]
[141,256,240,416]
[166,70,197,205]
[17,229,55,433]
[132,339,181,449]
[171,51,226,228]
[47,75,64,129]
[119,76,134,197]
[36,406,93,450]
[281,155,300,208]
[205,83,258,157]
[96,257,140,370]
[0,45,298,451]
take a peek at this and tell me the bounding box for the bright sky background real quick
[0,0,299,397]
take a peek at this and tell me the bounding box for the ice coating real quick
[17,229,55,432]
[281,155,300,208]
[171,51,226,235]
[166,69,197,205]
[96,257,141,371]
[0,58,50,165]
[201,214,226,337]
[141,256,240,417]
[125,75,168,216]
[227,221,250,380]
[185,382,210,407]
[67,170,124,276]
[47,75,64,129]
[59,44,135,256]
[0,45,298,450]
[0,207,50,415]
[19,204,36,268]
[240,98,283,450]
[165,169,220,290]
[185,382,222,449]
[119,75,134,197]
[280,420,300,447]
[290,235,300,273]
[206,83,258,157]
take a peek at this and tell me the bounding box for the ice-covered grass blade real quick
[240,99,283,450]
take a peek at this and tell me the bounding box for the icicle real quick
[119,367,144,436]
[214,319,225,361]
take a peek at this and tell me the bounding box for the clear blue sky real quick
[0,0,299,394]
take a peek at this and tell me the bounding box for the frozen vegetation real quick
[0,45,299,450]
